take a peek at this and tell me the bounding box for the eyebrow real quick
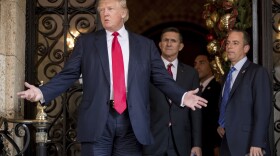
[162,38,178,41]
[226,40,240,43]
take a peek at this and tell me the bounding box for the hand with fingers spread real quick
[17,82,43,102]
[183,88,207,110]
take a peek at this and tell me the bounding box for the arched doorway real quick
[142,22,208,66]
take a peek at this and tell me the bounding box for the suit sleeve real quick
[251,67,272,147]
[39,36,83,104]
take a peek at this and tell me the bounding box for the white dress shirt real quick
[161,57,178,80]
[222,56,247,95]
[106,26,129,99]
[200,76,215,92]
[230,56,247,87]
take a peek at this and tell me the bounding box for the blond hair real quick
[97,0,129,22]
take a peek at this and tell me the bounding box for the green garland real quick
[203,0,252,77]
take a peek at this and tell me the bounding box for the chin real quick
[227,55,234,60]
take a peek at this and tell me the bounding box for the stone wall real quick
[0,0,26,155]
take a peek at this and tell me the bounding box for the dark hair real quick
[228,29,251,45]
[161,27,183,43]
[195,54,214,74]
[196,54,211,62]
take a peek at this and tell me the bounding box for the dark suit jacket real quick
[39,29,186,145]
[143,62,202,156]
[201,78,221,155]
[221,60,271,155]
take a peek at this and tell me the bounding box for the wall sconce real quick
[275,18,280,39]
[278,18,280,32]
[67,31,80,49]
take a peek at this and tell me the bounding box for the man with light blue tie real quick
[217,29,271,156]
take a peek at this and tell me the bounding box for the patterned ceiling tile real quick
[126,0,206,33]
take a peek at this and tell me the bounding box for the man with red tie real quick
[143,27,202,156]
[17,0,207,155]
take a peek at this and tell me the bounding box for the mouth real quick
[103,18,110,22]
[227,51,234,55]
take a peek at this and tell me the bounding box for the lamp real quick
[67,31,80,49]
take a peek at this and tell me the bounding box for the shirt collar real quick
[232,56,247,71]
[106,25,126,38]
[161,57,178,68]
[201,76,215,88]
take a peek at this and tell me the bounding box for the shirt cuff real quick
[39,89,45,104]
[180,92,188,107]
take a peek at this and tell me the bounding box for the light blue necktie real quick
[218,67,236,128]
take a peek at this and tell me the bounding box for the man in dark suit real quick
[143,27,202,156]
[217,29,271,156]
[194,54,221,156]
[17,0,207,155]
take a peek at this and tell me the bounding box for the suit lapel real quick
[95,30,110,84]
[175,62,185,86]
[203,79,214,94]
[229,60,251,99]
[127,32,139,88]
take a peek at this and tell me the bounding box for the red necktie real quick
[167,63,173,77]
[112,32,127,114]
[166,63,173,105]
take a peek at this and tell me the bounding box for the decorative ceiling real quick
[126,0,206,33]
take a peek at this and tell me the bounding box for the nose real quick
[194,64,199,70]
[104,10,108,16]
[102,8,109,16]
[226,43,232,49]
[166,40,172,46]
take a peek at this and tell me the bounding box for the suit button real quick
[168,122,172,127]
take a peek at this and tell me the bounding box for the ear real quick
[159,42,163,49]
[244,44,250,54]
[121,9,127,19]
[179,43,184,51]
[121,12,126,18]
